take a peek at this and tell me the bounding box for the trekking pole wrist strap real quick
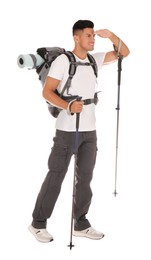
[67,99,76,115]
[113,38,122,56]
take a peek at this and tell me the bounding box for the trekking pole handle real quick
[118,55,123,86]
[76,97,82,130]
[76,113,80,129]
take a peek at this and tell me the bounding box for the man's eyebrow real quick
[86,33,94,36]
[86,33,96,37]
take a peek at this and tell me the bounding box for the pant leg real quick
[32,130,74,229]
[74,131,97,230]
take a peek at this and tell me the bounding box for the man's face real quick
[75,28,95,51]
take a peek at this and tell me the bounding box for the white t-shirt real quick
[48,52,106,131]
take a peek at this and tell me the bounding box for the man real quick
[28,20,130,242]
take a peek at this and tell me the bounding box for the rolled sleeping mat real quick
[17,54,44,69]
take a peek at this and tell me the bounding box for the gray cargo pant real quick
[32,129,97,231]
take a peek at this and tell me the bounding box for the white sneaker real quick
[73,226,105,240]
[28,225,53,243]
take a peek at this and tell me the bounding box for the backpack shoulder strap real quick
[58,51,98,96]
[59,51,77,96]
[87,53,98,78]
[64,51,77,77]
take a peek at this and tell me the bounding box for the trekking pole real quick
[113,55,123,197]
[68,99,81,250]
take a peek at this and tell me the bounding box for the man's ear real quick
[73,35,79,43]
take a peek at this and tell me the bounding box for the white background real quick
[1,0,151,259]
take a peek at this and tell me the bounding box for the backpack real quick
[19,47,98,117]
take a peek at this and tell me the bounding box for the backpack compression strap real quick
[29,54,37,69]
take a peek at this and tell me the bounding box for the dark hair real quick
[72,20,94,35]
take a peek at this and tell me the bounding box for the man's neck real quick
[72,49,87,60]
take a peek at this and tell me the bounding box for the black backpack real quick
[18,47,98,117]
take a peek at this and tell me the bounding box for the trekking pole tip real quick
[68,242,75,250]
[113,190,118,197]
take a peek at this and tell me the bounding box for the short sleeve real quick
[47,54,69,80]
